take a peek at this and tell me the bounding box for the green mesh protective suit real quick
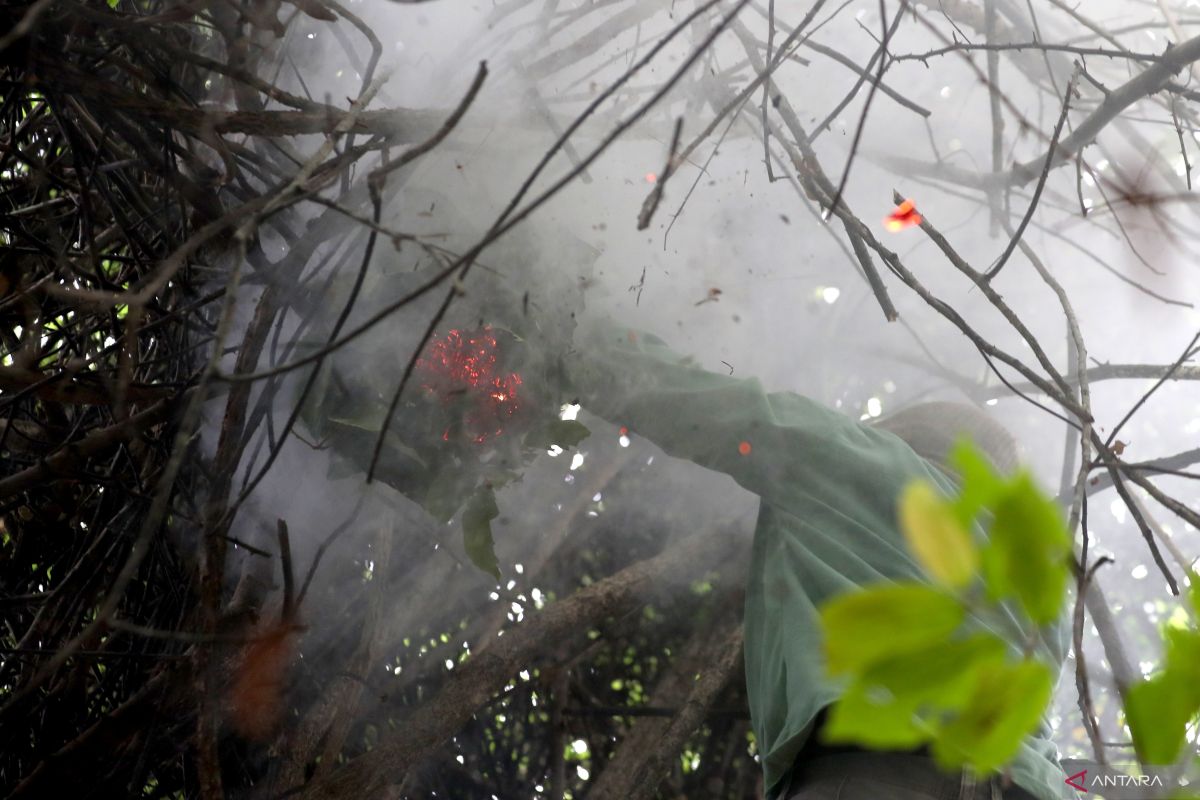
[564,325,1072,800]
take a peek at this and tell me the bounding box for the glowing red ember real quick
[415,327,522,443]
[884,198,922,232]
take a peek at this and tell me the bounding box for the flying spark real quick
[884,198,922,232]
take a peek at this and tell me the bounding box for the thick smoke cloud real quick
[225,0,1200,776]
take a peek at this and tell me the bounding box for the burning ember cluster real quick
[415,327,524,444]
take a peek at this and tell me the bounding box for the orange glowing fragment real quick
[884,198,922,232]
[645,172,657,184]
[619,426,629,436]
[738,441,752,456]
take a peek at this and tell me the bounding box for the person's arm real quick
[563,325,940,510]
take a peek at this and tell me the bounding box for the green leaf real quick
[1126,671,1196,764]
[342,425,428,474]
[821,680,930,749]
[981,472,1071,625]
[931,659,1053,773]
[949,439,1007,529]
[861,633,1008,709]
[462,486,501,580]
[1164,626,1200,694]
[822,634,1008,750]
[819,583,964,675]
[1125,594,1200,764]
[424,472,469,524]
[898,480,979,588]
[523,419,591,449]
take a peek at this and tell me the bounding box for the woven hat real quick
[870,401,1019,476]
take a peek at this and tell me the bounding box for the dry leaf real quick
[228,624,296,741]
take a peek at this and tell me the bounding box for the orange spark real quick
[738,441,752,456]
[645,172,657,184]
[884,198,922,232]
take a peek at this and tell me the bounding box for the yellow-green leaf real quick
[983,472,1071,625]
[860,633,1008,709]
[819,583,964,675]
[1126,671,1196,764]
[949,439,1006,528]
[821,680,929,749]
[931,659,1053,773]
[899,480,979,588]
[823,634,1008,750]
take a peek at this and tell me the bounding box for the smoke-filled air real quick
[3,0,1200,798]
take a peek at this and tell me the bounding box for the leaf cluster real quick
[818,440,1072,772]
[1124,577,1200,764]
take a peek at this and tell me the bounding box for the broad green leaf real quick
[334,419,428,473]
[824,635,1008,750]
[819,583,964,675]
[462,486,502,580]
[1164,626,1200,691]
[981,472,1071,625]
[1126,671,1196,764]
[950,439,1006,529]
[1151,627,1200,738]
[932,659,1053,773]
[524,419,591,449]
[860,633,1008,709]
[899,480,979,588]
[820,680,929,749]
[423,469,474,523]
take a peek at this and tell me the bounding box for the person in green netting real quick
[334,312,1072,800]
[557,324,1072,800]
